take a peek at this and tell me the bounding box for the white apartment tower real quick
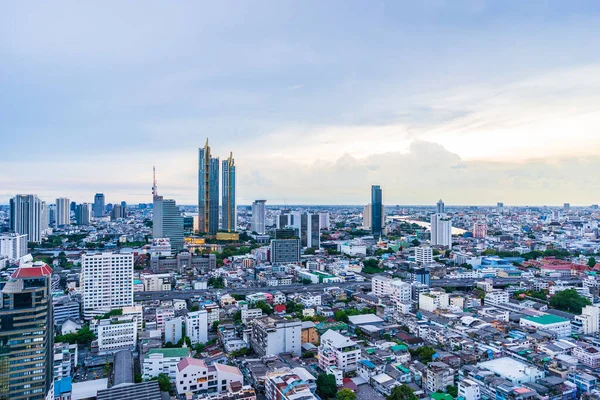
[81,252,134,319]
[56,197,71,226]
[430,213,452,248]
[0,233,28,261]
[10,194,42,243]
[185,310,208,345]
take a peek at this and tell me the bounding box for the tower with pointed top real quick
[198,139,220,235]
[221,152,236,232]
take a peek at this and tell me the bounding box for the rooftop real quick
[147,347,190,358]
[521,314,569,325]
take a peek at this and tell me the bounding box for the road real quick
[134,282,371,301]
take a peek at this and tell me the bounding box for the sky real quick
[2,1,600,206]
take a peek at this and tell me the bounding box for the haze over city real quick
[2,1,600,205]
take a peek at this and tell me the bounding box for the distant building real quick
[0,259,54,399]
[413,268,431,286]
[56,197,71,226]
[473,221,487,238]
[300,213,320,249]
[270,239,301,264]
[93,193,105,217]
[75,203,92,225]
[251,200,267,234]
[436,199,445,214]
[430,213,452,248]
[415,246,433,265]
[10,194,43,243]
[153,197,184,253]
[371,185,383,237]
[222,152,236,232]
[198,139,220,235]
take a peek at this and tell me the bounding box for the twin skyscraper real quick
[198,139,236,235]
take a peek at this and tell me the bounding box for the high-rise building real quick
[251,200,267,234]
[221,152,236,232]
[48,204,56,227]
[430,213,452,248]
[81,252,134,319]
[40,201,49,233]
[110,204,125,221]
[319,212,330,230]
[300,213,320,249]
[56,197,71,226]
[153,197,184,253]
[70,201,77,213]
[75,203,92,225]
[93,193,105,217]
[198,139,220,235]
[10,194,42,243]
[436,199,445,214]
[371,185,383,237]
[415,246,433,265]
[270,239,301,264]
[250,315,302,357]
[0,258,54,399]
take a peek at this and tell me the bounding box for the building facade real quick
[153,197,184,253]
[186,310,208,345]
[81,252,134,319]
[93,193,105,217]
[198,139,220,235]
[371,185,383,237]
[250,316,301,357]
[270,239,301,264]
[56,197,71,226]
[221,152,236,232]
[0,260,54,400]
[10,194,42,243]
[251,200,267,234]
[318,329,361,373]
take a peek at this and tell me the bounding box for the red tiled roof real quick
[177,357,206,372]
[12,264,52,279]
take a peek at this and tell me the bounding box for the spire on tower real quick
[152,166,158,200]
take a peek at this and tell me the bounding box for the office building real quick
[81,252,134,319]
[318,329,361,372]
[75,203,91,225]
[363,204,384,231]
[93,193,105,217]
[0,258,53,399]
[520,314,571,337]
[430,213,452,248]
[222,152,236,232]
[198,139,220,235]
[300,213,320,249]
[0,233,28,261]
[47,203,56,227]
[413,268,431,286]
[96,316,138,354]
[10,194,42,243]
[153,196,184,253]
[110,204,125,220]
[270,239,301,264]
[40,201,49,234]
[251,200,267,234]
[185,310,208,345]
[415,246,433,265]
[436,199,445,214]
[175,358,243,396]
[319,212,330,230]
[371,185,383,237]
[250,315,302,357]
[573,305,600,335]
[56,197,71,226]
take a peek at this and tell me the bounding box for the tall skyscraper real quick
[251,200,267,234]
[300,213,320,249]
[371,185,383,237]
[436,199,445,214]
[430,213,452,248]
[93,193,105,217]
[56,197,71,226]
[40,201,49,233]
[0,257,54,399]
[10,194,42,243]
[198,139,219,235]
[221,152,236,232]
[153,197,184,253]
[81,252,134,319]
[76,203,92,225]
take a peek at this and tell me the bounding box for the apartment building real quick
[250,315,301,357]
[186,310,209,345]
[318,329,361,373]
[426,362,454,393]
[143,347,190,381]
[96,316,138,354]
[176,357,243,395]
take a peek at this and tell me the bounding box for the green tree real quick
[410,239,420,247]
[305,247,316,255]
[316,374,338,399]
[334,310,349,323]
[134,373,143,383]
[255,301,273,315]
[151,373,171,392]
[446,386,458,397]
[336,388,357,400]
[212,321,220,330]
[386,384,418,400]
[301,279,313,285]
[409,346,436,363]
[588,257,597,268]
[549,288,591,313]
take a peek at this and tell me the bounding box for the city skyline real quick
[3,2,600,205]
